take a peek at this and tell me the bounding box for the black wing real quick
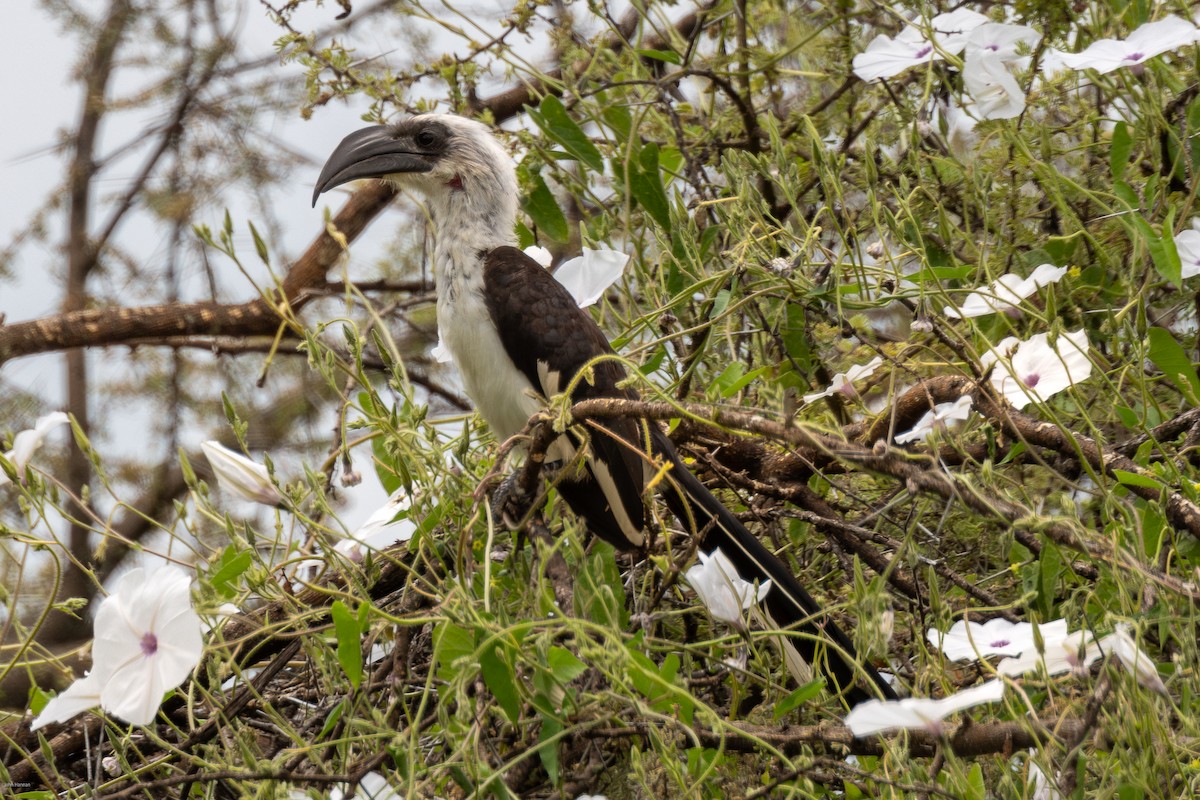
[482,245,650,549]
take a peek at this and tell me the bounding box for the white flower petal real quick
[351,487,417,547]
[30,671,103,730]
[1173,227,1200,278]
[928,618,1068,661]
[522,245,553,268]
[1104,624,1167,695]
[0,411,70,487]
[1050,15,1199,75]
[965,22,1042,64]
[998,629,1104,677]
[981,330,1092,409]
[552,248,629,308]
[803,357,883,404]
[685,548,772,628]
[201,441,285,506]
[895,396,973,444]
[844,679,1005,737]
[963,53,1025,120]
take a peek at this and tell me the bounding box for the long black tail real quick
[652,429,896,703]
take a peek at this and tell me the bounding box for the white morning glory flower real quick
[852,9,988,81]
[844,678,1005,737]
[802,357,884,404]
[962,52,1025,120]
[1106,624,1167,695]
[1171,222,1200,279]
[965,22,1042,67]
[32,567,204,728]
[1047,15,1200,75]
[928,618,1069,661]
[0,411,70,487]
[981,329,1093,409]
[684,548,772,631]
[432,246,628,362]
[201,440,285,506]
[998,629,1104,678]
[894,395,974,445]
[91,567,205,725]
[945,263,1068,319]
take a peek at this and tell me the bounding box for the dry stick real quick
[584,714,1090,758]
[568,397,1200,600]
[867,376,1200,543]
[0,4,719,366]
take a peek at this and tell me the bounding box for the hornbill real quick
[313,114,895,703]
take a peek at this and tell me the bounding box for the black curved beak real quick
[311,125,433,207]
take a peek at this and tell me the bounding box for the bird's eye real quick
[415,129,438,148]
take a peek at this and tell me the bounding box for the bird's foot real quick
[490,470,533,530]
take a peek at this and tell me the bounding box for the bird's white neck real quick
[423,171,518,296]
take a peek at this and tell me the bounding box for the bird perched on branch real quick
[313,113,894,703]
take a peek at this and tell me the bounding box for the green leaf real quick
[480,644,521,724]
[603,105,633,143]
[330,601,363,690]
[630,143,671,230]
[208,547,252,597]
[1130,214,1182,286]
[434,622,476,680]
[318,698,345,739]
[637,48,682,64]
[536,714,563,783]
[1114,469,1163,490]
[535,95,604,172]
[1147,327,1200,403]
[773,679,826,720]
[709,289,732,320]
[547,646,587,683]
[523,174,570,242]
[964,763,985,800]
[1110,122,1133,181]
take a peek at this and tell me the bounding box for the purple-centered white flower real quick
[802,357,884,404]
[685,548,771,630]
[945,264,1068,319]
[91,567,204,725]
[844,678,1005,737]
[32,567,204,729]
[1047,15,1200,75]
[981,329,1093,409]
[852,9,988,81]
[965,22,1042,66]
[201,441,285,506]
[998,629,1104,678]
[895,396,974,445]
[432,246,628,362]
[1106,624,1167,695]
[928,618,1069,661]
[962,52,1025,120]
[0,411,70,487]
